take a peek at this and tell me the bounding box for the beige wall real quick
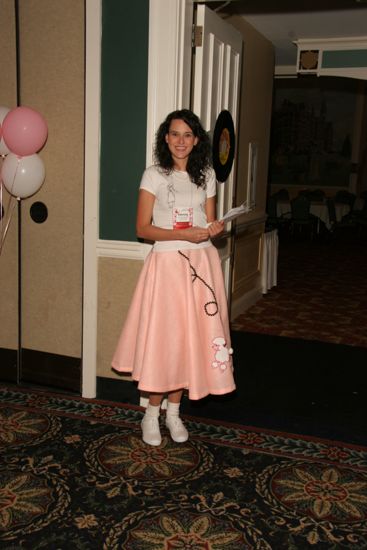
[19,0,85,357]
[0,0,18,350]
[229,15,274,214]
[0,0,85,360]
[227,15,274,317]
[97,257,145,379]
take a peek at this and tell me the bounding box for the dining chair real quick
[266,194,290,233]
[290,195,317,239]
[326,198,357,238]
[326,198,337,227]
[353,198,367,237]
[308,189,325,202]
[334,190,356,209]
[275,188,289,201]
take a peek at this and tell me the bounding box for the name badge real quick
[173,207,193,230]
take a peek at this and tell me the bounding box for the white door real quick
[192,4,242,300]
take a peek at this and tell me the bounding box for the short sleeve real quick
[206,168,217,198]
[140,166,158,196]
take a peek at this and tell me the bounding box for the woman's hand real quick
[205,197,224,239]
[207,220,224,239]
[182,226,210,243]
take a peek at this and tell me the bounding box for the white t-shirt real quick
[140,165,217,251]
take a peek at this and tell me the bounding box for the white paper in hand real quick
[220,202,250,223]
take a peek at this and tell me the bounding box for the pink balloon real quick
[2,106,48,156]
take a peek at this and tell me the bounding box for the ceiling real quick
[205,0,367,67]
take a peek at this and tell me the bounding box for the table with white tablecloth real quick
[276,201,292,218]
[261,229,278,294]
[277,200,350,230]
[334,203,351,221]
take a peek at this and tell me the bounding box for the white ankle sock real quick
[166,402,180,417]
[145,404,160,418]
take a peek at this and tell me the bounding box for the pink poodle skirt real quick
[111,244,235,400]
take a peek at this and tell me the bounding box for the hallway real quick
[232,235,367,348]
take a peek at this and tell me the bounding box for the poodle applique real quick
[211,337,233,371]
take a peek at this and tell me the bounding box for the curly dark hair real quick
[154,109,212,188]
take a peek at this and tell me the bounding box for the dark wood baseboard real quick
[20,348,81,393]
[97,376,139,405]
[0,348,82,394]
[0,348,17,383]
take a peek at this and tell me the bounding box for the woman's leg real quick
[142,390,188,445]
[141,393,164,446]
[149,393,164,406]
[166,389,188,443]
[167,390,183,404]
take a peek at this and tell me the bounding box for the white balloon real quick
[1,153,45,199]
[0,138,10,156]
[0,106,11,156]
[0,106,10,124]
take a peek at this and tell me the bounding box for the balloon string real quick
[0,155,21,255]
[0,193,18,256]
[8,156,20,198]
[0,179,3,240]
[5,156,19,216]
[0,155,20,254]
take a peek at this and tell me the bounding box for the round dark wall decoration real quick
[30,201,48,224]
[212,110,235,183]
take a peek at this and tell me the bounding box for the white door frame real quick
[82,0,101,398]
[146,0,194,163]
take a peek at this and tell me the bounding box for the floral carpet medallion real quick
[0,405,61,448]
[0,462,70,539]
[87,432,212,485]
[257,461,367,546]
[105,509,252,549]
[0,386,366,548]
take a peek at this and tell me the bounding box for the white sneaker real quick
[165,415,189,443]
[141,415,161,446]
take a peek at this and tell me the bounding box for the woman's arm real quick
[136,189,210,243]
[205,196,224,238]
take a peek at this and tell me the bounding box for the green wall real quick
[99,0,149,241]
[322,49,367,69]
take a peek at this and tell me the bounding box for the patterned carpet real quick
[1,386,367,549]
[232,238,367,348]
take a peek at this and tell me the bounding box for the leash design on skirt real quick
[178,250,219,316]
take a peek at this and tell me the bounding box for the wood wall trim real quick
[97,240,152,261]
[83,0,102,398]
[146,0,193,164]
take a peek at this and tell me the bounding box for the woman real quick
[112,109,235,446]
